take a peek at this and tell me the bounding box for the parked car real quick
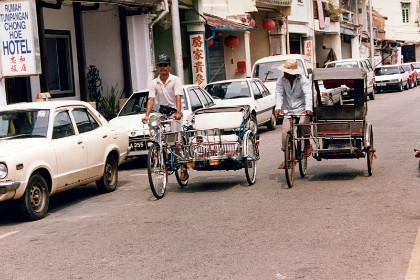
[251,54,313,95]
[0,101,128,221]
[412,62,420,83]
[109,85,216,158]
[324,58,376,100]
[401,63,418,88]
[317,81,343,106]
[374,64,410,92]
[205,78,276,134]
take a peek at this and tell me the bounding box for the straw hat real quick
[278,58,303,75]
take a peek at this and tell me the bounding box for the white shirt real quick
[149,73,183,108]
[275,74,312,114]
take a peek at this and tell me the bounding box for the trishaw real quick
[147,106,260,199]
[283,67,375,188]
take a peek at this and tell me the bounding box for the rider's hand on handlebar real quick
[173,111,182,120]
[275,109,282,118]
[141,116,149,124]
[305,110,313,116]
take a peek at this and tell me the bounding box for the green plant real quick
[101,84,124,120]
[327,0,340,21]
[87,65,103,113]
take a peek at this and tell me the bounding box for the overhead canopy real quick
[204,13,256,32]
[68,0,161,7]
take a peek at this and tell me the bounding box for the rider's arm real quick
[274,77,284,117]
[174,95,183,120]
[142,97,155,123]
[301,75,313,113]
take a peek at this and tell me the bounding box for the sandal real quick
[278,162,286,169]
[304,144,313,157]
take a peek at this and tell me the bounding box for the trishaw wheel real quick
[244,132,257,185]
[284,133,295,188]
[297,139,308,178]
[367,127,374,176]
[147,143,167,199]
[175,167,189,188]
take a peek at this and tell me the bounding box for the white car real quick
[0,100,129,221]
[317,81,343,106]
[205,78,276,134]
[325,58,376,100]
[374,65,410,92]
[109,85,216,158]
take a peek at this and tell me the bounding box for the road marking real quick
[0,230,19,240]
[406,225,420,280]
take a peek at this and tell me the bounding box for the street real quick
[1,86,420,280]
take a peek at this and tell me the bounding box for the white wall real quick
[127,15,152,92]
[83,4,124,97]
[372,0,420,42]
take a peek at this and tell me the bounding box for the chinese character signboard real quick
[0,0,41,77]
[189,34,207,85]
[304,40,313,63]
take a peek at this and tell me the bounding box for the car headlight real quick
[0,163,8,179]
[148,115,161,128]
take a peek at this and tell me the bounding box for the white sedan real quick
[109,85,216,158]
[0,100,129,221]
[205,78,277,134]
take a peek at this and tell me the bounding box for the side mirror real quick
[307,68,313,74]
[254,93,263,100]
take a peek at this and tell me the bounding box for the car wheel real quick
[404,80,409,90]
[96,155,118,193]
[18,174,49,221]
[398,81,403,92]
[247,114,258,135]
[266,110,277,131]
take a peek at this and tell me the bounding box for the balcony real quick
[256,0,292,6]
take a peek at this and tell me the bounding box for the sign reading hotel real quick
[0,0,41,77]
[189,34,207,85]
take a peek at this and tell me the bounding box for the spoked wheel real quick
[284,133,296,188]
[367,127,374,176]
[296,139,308,178]
[175,167,189,188]
[147,143,168,199]
[244,132,258,185]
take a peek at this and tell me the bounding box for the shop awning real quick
[204,13,256,32]
[256,0,292,6]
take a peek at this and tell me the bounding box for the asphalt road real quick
[1,86,420,280]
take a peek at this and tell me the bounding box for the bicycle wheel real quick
[147,143,167,199]
[175,167,189,188]
[244,132,257,185]
[297,138,308,178]
[367,127,374,176]
[284,133,295,188]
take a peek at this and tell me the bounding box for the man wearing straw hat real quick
[275,58,313,169]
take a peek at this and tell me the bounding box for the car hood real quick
[214,98,253,107]
[0,138,49,157]
[109,114,150,134]
[375,74,403,82]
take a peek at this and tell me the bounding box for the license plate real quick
[129,141,148,151]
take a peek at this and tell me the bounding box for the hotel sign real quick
[0,0,41,77]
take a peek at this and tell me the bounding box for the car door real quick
[71,107,108,179]
[51,109,88,190]
[250,79,270,125]
[362,60,374,94]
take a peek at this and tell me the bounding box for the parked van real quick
[324,58,375,100]
[251,54,313,95]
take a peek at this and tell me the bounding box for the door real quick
[51,110,88,189]
[250,80,271,124]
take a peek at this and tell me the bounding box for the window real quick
[402,3,410,23]
[45,30,75,98]
[53,111,75,139]
[72,108,100,134]
[187,88,203,111]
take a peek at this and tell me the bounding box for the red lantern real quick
[207,38,214,47]
[262,19,276,31]
[249,19,256,28]
[224,35,239,48]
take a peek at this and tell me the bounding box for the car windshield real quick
[412,62,420,69]
[401,65,411,71]
[118,91,159,116]
[326,61,358,68]
[206,81,251,99]
[0,109,50,138]
[375,66,400,76]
